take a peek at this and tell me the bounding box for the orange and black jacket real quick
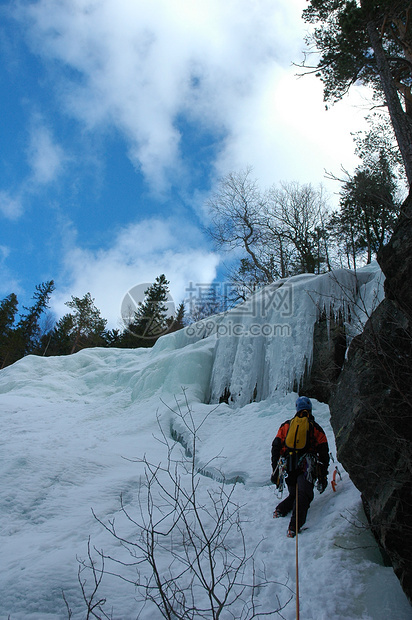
[271,414,329,478]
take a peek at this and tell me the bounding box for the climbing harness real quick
[298,453,320,484]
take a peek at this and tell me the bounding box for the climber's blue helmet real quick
[295,396,312,413]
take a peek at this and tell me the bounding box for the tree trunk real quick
[366,19,412,187]
[243,230,274,282]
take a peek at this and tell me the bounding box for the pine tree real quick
[302,0,412,185]
[0,293,18,369]
[17,280,55,356]
[168,301,186,333]
[122,275,172,347]
[0,281,55,367]
[104,328,122,347]
[64,293,108,354]
[42,314,75,356]
[0,293,18,337]
[330,151,400,266]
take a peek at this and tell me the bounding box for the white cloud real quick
[213,66,369,198]
[15,0,358,195]
[0,246,21,297]
[7,0,375,317]
[52,216,220,328]
[0,120,66,221]
[27,123,65,185]
[0,191,23,220]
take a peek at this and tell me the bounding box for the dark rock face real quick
[299,312,347,403]
[379,195,412,313]
[329,191,412,603]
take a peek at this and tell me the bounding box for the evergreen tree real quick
[0,293,18,369]
[168,301,186,332]
[302,0,412,184]
[352,111,407,186]
[0,293,18,337]
[121,275,172,348]
[328,208,364,269]
[42,314,75,356]
[64,292,108,354]
[104,328,122,347]
[330,152,400,266]
[0,281,55,367]
[17,280,55,357]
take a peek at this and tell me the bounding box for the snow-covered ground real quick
[1,265,410,619]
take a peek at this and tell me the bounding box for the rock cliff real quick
[329,190,412,603]
[299,311,346,403]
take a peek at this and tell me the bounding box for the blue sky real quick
[0,0,369,329]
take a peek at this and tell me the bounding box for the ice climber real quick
[271,396,329,537]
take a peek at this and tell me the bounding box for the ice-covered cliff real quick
[170,263,384,406]
[1,263,410,619]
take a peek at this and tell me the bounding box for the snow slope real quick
[1,264,410,619]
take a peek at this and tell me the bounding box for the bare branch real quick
[77,395,291,618]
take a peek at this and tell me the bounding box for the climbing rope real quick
[295,483,300,620]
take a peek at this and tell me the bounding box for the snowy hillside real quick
[1,264,411,619]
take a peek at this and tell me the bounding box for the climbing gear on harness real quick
[299,453,317,483]
[298,453,328,487]
[272,457,287,498]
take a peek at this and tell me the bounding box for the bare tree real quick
[75,394,292,619]
[206,168,278,284]
[266,182,332,274]
[206,170,332,295]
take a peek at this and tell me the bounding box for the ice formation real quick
[1,262,409,620]
[164,263,385,406]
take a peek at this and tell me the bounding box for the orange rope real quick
[295,483,300,620]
